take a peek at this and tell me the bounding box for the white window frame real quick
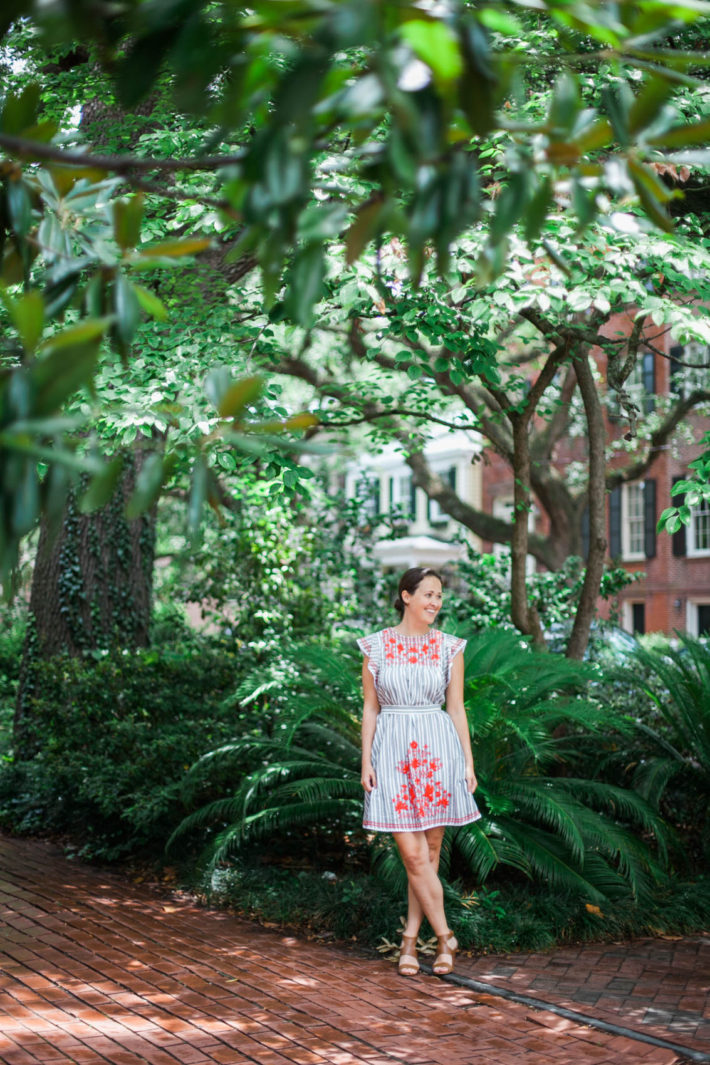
[427,465,456,527]
[687,500,710,558]
[622,600,646,635]
[390,473,413,511]
[621,483,645,562]
[686,599,710,637]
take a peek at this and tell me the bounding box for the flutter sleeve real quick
[357,631,382,684]
[444,633,467,685]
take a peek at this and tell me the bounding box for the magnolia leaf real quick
[400,19,463,87]
[628,159,673,231]
[284,244,325,326]
[627,75,675,135]
[345,199,383,265]
[548,71,579,135]
[575,118,613,153]
[133,283,168,321]
[10,458,39,536]
[253,412,319,433]
[33,341,101,415]
[216,375,264,418]
[649,118,710,149]
[1,82,40,135]
[114,273,141,345]
[7,179,32,237]
[4,290,44,353]
[137,238,211,259]
[49,165,108,197]
[39,318,109,355]
[188,454,208,543]
[125,452,172,519]
[114,193,145,251]
[78,456,124,514]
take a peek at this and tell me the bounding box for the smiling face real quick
[401,575,443,629]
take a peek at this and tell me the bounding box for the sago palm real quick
[170,630,668,903]
[610,634,710,863]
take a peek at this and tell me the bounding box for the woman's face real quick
[402,575,443,627]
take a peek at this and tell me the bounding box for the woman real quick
[358,566,480,978]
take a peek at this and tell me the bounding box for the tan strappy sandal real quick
[433,931,458,975]
[398,934,420,977]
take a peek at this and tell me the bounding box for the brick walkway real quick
[0,835,706,1065]
[456,937,710,1054]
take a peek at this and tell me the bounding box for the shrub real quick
[608,634,710,869]
[0,636,244,860]
[171,630,670,906]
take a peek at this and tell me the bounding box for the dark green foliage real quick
[172,630,669,905]
[0,626,243,860]
[609,635,710,869]
[201,856,710,954]
[443,550,640,635]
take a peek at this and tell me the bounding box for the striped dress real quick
[358,628,481,833]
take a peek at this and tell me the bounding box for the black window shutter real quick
[447,465,457,490]
[388,476,394,508]
[609,485,622,559]
[672,476,687,557]
[644,478,657,558]
[372,478,380,515]
[409,478,417,518]
[670,344,684,398]
[642,350,656,413]
[581,505,590,561]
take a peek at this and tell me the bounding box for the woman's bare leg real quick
[401,826,445,936]
[394,827,448,938]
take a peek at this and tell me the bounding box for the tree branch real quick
[607,388,710,489]
[0,131,247,173]
[404,449,556,567]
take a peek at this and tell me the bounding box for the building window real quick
[427,466,456,526]
[631,602,646,635]
[622,483,646,560]
[388,473,416,527]
[610,480,657,561]
[687,601,710,637]
[688,499,710,557]
[670,342,710,398]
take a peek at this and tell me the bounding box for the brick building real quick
[346,326,710,637]
[478,322,710,636]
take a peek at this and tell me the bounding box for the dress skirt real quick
[364,705,481,833]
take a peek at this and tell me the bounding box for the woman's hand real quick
[361,763,377,792]
[465,763,478,794]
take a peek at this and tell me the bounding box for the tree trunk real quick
[14,454,156,757]
[510,415,545,646]
[566,350,608,660]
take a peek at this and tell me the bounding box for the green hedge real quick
[0,638,245,860]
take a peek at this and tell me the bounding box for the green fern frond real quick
[452,818,530,881]
[497,780,587,864]
[631,756,681,805]
[501,821,608,903]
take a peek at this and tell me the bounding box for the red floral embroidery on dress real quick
[383,629,441,665]
[393,741,451,817]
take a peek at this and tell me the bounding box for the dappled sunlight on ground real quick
[0,834,702,1065]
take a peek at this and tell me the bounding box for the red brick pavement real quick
[455,936,710,1054]
[0,834,703,1065]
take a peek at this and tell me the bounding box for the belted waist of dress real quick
[380,705,442,714]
